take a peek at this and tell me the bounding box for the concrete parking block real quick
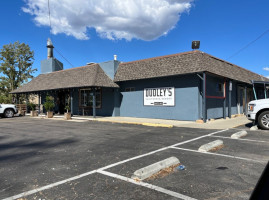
[231,130,248,139]
[250,125,258,130]
[131,157,180,180]
[198,140,223,152]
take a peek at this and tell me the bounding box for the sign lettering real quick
[144,87,175,106]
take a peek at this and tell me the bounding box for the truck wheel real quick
[258,111,269,130]
[4,109,14,118]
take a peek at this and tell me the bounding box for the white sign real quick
[144,87,175,106]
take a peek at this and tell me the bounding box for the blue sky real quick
[0,0,269,78]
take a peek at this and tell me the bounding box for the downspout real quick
[196,73,203,120]
[203,72,207,123]
[228,80,232,118]
[223,80,226,118]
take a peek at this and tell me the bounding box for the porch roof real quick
[11,64,119,94]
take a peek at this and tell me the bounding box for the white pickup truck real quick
[247,99,269,130]
[0,104,18,118]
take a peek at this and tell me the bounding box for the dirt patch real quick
[209,144,224,152]
[145,163,180,181]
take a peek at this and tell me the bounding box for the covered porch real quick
[10,63,120,118]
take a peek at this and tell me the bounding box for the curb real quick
[72,117,96,121]
[96,120,173,128]
[233,123,250,128]
[231,130,248,139]
[141,122,173,128]
[131,157,180,180]
[198,140,223,152]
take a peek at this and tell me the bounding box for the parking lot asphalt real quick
[0,117,268,200]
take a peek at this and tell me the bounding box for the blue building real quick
[11,40,267,122]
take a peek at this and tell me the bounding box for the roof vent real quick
[192,41,200,50]
[47,38,54,59]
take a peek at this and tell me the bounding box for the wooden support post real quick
[264,83,267,99]
[70,90,73,115]
[38,93,41,114]
[244,86,247,114]
[26,94,29,113]
[92,88,96,118]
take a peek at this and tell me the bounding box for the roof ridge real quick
[202,52,266,79]
[119,50,201,66]
[42,64,99,75]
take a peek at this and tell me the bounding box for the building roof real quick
[11,64,119,94]
[114,50,268,83]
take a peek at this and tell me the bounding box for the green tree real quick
[0,41,36,103]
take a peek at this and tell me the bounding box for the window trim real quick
[79,88,102,109]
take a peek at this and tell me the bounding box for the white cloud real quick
[263,67,269,71]
[22,0,193,41]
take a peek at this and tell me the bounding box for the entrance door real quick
[237,87,254,114]
[57,91,69,114]
[237,86,244,114]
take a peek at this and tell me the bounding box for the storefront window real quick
[79,88,101,108]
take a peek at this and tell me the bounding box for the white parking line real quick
[97,170,197,200]
[209,135,269,143]
[3,129,228,200]
[2,170,97,200]
[99,129,228,171]
[170,147,267,164]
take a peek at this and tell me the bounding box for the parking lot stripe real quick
[2,170,98,200]
[3,129,228,200]
[209,135,268,143]
[98,170,197,200]
[99,129,228,171]
[170,147,266,164]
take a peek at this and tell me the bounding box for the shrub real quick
[27,102,36,111]
[43,96,54,112]
[65,96,71,113]
[65,105,70,113]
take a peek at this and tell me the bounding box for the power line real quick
[47,0,75,68]
[226,29,269,60]
[54,47,75,68]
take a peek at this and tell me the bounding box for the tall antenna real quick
[46,0,75,68]
[47,0,52,34]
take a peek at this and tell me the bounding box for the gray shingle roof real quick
[11,64,119,94]
[114,50,268,83]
